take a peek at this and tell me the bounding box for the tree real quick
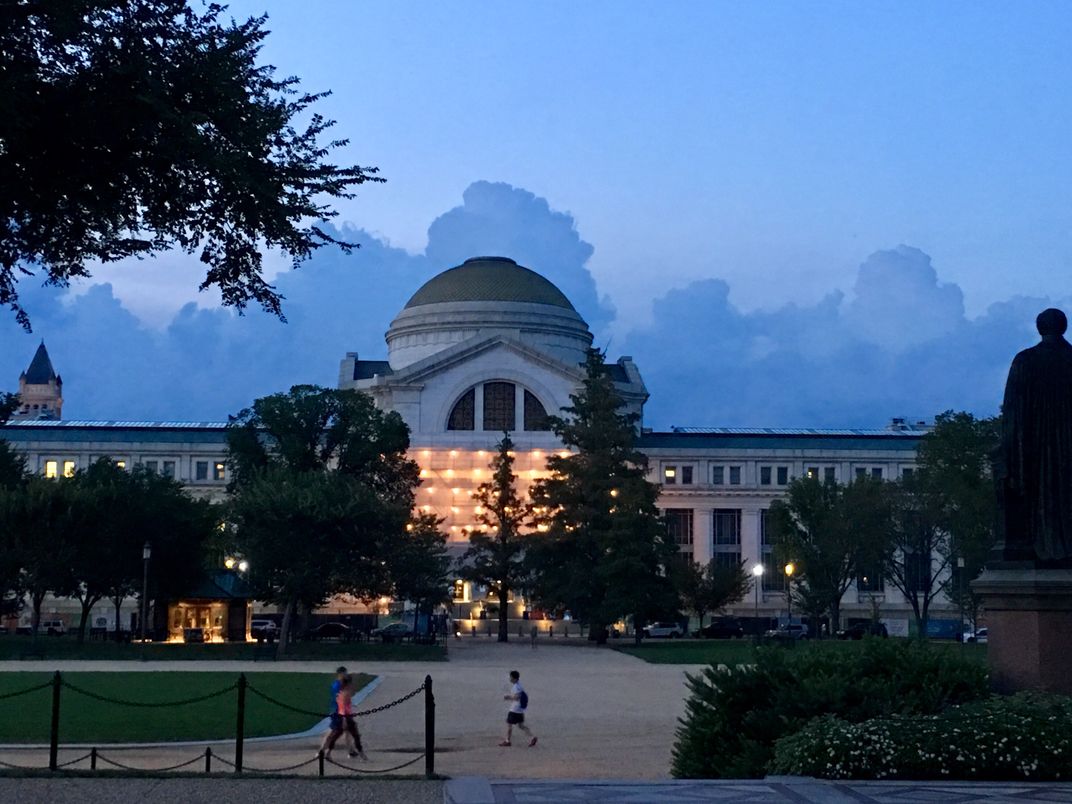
[768,476,891,634]
[1,1,382,330]
[0,393,26,489]
[528,349,678,644]
[883,412,999,637]
[226,386,419,654]
[676,559,751,631]
[460,433,530,643]
[228,468,396,653]
[390,513,452,637]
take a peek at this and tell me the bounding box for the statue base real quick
[972,567,1072,694]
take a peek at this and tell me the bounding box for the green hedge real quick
[671,639,989,779]
[771,693,1072,781]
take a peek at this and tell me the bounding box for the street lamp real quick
[784,562,796,622]
[141,541,152,643]
[752,564,765,636]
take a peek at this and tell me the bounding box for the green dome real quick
[404,257,575,311]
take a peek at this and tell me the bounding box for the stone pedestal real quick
[972,567,1072,694]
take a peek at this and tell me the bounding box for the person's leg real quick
[322,724,344,755]
[516,720,536,745]
[346,716,366,758]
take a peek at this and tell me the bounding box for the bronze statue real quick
[996,308,1072,566]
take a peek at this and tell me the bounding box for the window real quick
[681,466,694,485]
[871,467,883,480]
[452,579,466,602]
[824,467,836,484]
[447,388,475,431]
[144,461,158,473]
[760,466,772,486]
[905,551,931,593]
[857,567,885,592]
[115,460,126,470]
[806,466,819,479]
[483,382,515,431]
[523,390,549,431]
[776,466,789,485]
[213,462,226,481]
[855,467,867,480]
[44,460,58,478]
[729,466,741,485]
[760,510,785,592]
[902,467,915,479]
[663,466,677,485]
[162,461,176,479]
[712,508,742,567]
[664,509,694,554]
[195,461,208,481]
[712,466,724,485]
[63,461,75,478]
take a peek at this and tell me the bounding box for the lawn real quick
[0,671,373,743]
[616,638,988,665]
[0,636,446,662]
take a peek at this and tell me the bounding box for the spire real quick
[24,341,57,385]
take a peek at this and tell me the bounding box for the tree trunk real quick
[277,597,298,659]
[31,590,45,645]
[633,613,643,646]
[829,601,841,638]
[497,587,509,643]
[112,595,123,642]
[76,597,98,643]
[697,610,706,631]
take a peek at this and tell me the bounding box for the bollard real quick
[204,746,212,773]
[234,673,247,773]
[318,749,325,777]
[90,747,97,771]
[48,671,61,771]
[548,625,553,638]
[486,624,492,638]
[471,625,476,637]
[425,675,435,778]
[518,625,523,638]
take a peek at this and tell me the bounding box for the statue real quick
[996,308,1072,566]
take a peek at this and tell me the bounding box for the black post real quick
[234,673,247,773]
[318,749,325,777]
[205,746,212,773]
[48,671,61,771]
[424,674,435,778]
[90,747,97,771]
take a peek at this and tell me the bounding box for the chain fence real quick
[0,671,435,778]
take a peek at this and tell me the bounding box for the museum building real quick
[2,257,946,636]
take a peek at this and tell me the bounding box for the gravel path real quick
[0,640,702,780]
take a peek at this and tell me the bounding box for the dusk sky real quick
[3,2,1071,428]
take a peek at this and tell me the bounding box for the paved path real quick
[0,639,703,779]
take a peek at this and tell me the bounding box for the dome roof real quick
[404,257,575,311]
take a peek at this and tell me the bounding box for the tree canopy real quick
[1,0,382,329]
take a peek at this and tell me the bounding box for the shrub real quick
[770,693,1072,780]
[670,639,988,779]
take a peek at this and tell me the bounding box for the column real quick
[693,508,713,565]
[740,508,762,571]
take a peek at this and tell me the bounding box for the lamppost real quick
[752,563,765,636]
[784,562,796,622]
[140,541,151,643]
[957,556,966,638]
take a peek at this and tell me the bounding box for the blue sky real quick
[3,2,1071,426]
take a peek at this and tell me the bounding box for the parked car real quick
[837,622,889,640]
[963,627,988,644]
[15,619,66,636]
[371,622,413,643]
[250,619,279,639]
[765,624,809,641]
[695,618,745,639]
[304,622,352,641]
[643,622,685,639]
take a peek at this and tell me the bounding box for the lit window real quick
[213,462,226,481]
[663,466,677,485]
[806,466,819,479]
[63,461,76,478]
[44,460,58,478]
[115,460,126,470]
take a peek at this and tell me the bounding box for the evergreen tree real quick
[391,513,452,637]
[460,433,530,643]
[528,349,677,644]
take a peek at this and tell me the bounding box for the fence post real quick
[234,673,247,774]
[204,746,212,773]
[90,747,97,771]
[424,674,435,778]
[48,671,61,771]
[318,749,325,777]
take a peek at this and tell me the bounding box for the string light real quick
[426,487,435,494]
[446,469,454,478]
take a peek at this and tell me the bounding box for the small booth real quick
[166,570,252,643]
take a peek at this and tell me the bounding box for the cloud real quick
[623,246,1063,428]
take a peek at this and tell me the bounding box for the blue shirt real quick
[329,679,342,713]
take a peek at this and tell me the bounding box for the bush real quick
[670,639,988,779]
[771,693,1072,780]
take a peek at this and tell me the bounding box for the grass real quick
[0,671,374,743]
[615,638,988,665]
[0,636,446,662]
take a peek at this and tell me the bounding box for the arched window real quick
[524,390,550,431]
[447,388,475,431]
[482,382,515,431]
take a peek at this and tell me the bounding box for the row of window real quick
[447,382,550,432]
[662,463,913,487]
[41,458,226,482]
